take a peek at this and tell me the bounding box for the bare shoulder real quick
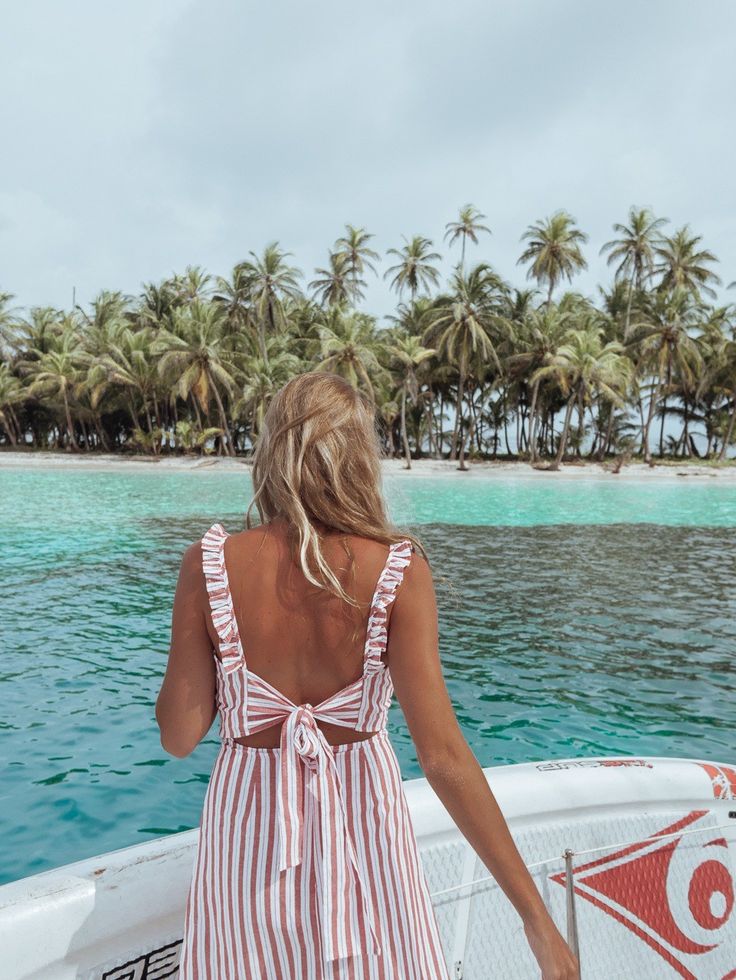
[339,532,420,572]
[397,546,434,596]
[178,539,205,582]
[213,522,270,558]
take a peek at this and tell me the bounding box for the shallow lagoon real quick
[1,467,734,883]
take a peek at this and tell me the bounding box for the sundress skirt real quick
[180,730,449,979]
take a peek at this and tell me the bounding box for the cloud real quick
[1,0,734,316]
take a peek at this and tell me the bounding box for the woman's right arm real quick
[387,550,579,980]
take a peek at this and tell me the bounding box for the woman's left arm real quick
[155,541,217,758]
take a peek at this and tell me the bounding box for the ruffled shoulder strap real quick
[363,538,414,673]
[201,523,245,673]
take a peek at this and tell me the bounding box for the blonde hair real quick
[245,371,428,606]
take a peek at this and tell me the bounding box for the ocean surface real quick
[1,466,735,884]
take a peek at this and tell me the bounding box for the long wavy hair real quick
[245,371,428,607]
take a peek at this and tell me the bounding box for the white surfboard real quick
[1,755,734,979]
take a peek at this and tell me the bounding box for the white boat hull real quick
[1,755,734,979]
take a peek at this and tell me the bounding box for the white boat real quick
[1,754,734,979]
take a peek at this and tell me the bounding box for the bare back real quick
[203,518,404,747]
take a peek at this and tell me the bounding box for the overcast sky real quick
[2,0,735,321]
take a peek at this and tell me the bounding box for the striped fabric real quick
[180,524,450,979]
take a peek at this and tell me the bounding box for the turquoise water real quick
[1,466,734,885]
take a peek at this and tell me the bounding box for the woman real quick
[156,371,578,980]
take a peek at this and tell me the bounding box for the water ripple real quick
[1,470,734,883]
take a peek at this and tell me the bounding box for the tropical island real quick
[1,206,734,472]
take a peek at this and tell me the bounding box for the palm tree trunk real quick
[144,403,160,456]
[210,377,235,457]
[79,417,90,450]
[457,388,472,471]
[400,387,411,469]
[191,395,203,430]
[576,402,585,457]
[93,413,110,451]
[624,272,635,340]
[262,302,276,365]
[423,394,434,458]
[641,374,662,464]
[62,388,78,451]
[658,394,667,456]
[635,390,645,449]
[658,363,672,457]
[718,388,736,461]
[503,409,512,457]
[1,413,17,445]
[438,392,445,456]
[599,408,616,460]
[476,395,485,453]
[450,376,464,461]
[705,424,714,458]
[387,420,398,458]
[527,378,541,463]
[8,404,22,444]
[126,397,138,431]
[469,391,480,455]
[680,398,690,458]
[551,395,576,471]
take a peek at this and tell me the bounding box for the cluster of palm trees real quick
[1,206,734,469]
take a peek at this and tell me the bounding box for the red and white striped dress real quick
[179,523,450,980]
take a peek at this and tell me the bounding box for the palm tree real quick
[334,225,379,295]
[138,281,179,332]
[600,207,668,338]
[102,326,162,449]
[696,306,736,460]
[629,287,703,462]
[654,226,721,299]
[170,266,212,304]
[173,420,225,455]
[156,302,238,455]
[309,252,365,308]
[0,293,19,363]
[5,212,736,468]
[531,325,632,470]
[0,362,24,445]
[384,236,441,303]
[213,264,255,337]
[238,344,303,440]
[242,244,303,364]
[444,205,491,271]
[386,333,436,468]
[7,306,63,365]
[27,319,85,450]
[715,334,736,460]
[423,265,505,469]
[506,304,575,462]
[518,211,589,306]
[77,291,131,349]
[314,309,385,403]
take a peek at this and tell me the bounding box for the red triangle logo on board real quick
[550,809,734,980]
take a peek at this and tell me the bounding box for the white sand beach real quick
[1,450,735,481]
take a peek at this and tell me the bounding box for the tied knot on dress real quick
[290,704,321,770]
[275,702,382,964]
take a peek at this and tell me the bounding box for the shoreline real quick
[1,450,735,481]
